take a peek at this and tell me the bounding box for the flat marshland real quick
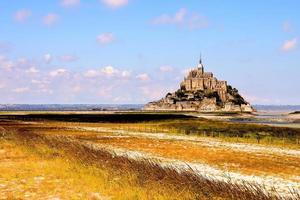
[1,112,300,199]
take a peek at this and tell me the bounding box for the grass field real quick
[2,112,300,145]
[0,134,200,199]
[1,112,300,199]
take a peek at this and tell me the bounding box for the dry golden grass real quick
[5,127,291,200]
[27,118,298,149]
[90,136,300,179]
[1,117,300,199]
[4,121,300,181]
[0,138,200,200]
[12,119,300,149]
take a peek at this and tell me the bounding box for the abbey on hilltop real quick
[143,56,254,112]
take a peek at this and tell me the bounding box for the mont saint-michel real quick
[144,57,253,112]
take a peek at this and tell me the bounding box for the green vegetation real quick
[175,89,186,99]
[1,112,300,146]
[227,85,248,105]
[156,119,300,146]
[170,85,249,107]
[106,117,300,147]
[174,88,223,104]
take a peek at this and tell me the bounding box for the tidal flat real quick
[1,112,300,199]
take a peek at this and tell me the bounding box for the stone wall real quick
[180,66,228,102]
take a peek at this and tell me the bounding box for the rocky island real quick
[144,57,254,113]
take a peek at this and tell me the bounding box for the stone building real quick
[143,56,254,113]
[180,57,228,102]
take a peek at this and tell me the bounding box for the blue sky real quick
[0,0,299,104]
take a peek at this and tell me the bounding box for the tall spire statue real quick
[197,53,204,73]
[199,53,202,64]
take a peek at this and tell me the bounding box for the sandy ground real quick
[73,126,300,157]
[288,113,300,120]
[62,126,300,197]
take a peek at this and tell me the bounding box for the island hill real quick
[144,57,254,113]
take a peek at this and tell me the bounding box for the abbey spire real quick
[199,53,202,64]
[197,53,204,73]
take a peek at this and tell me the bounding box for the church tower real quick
[197,54,204,74]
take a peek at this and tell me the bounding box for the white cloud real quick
[12,87,30,93]
[16,58,29,65]
[121,70,131,78]
[49,68,68,77]
[0,55,14,71]
[152,8,186,25]
[187,14,209,29]
[59,54,78,62]
[43,13,59,26]
[84,69,99,78]
[0,54,191,103]
[136,73,150,81]
[26,67,39,74]
[102,0,128,8]
[14,9,31,22]
[84,66,130,78]
[159,65,174,72]
[31,79,51,94]
[60,0,80,7]
[100,65,118,76]
[152,8,208,30]
[44,53,52,63]
[97,33,115,45]
[282,38,298,51]
[31,79,42,84]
